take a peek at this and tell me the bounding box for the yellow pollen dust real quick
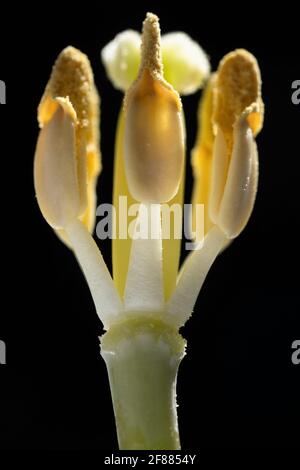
[213,49,264,152]
[38,46,101,237]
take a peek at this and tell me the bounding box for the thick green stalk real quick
[101,316,186,450]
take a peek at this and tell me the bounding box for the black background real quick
[0,1,299,451]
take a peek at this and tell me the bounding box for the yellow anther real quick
[124,13,185,203]
[213,48,264,152]
[35,46,101,239]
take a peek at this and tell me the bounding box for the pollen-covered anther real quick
[213,48,264,150]
[35,46,101,239]
[209,49,264,239]
[124,13,185,204]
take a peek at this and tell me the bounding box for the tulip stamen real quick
[34,13,264,451]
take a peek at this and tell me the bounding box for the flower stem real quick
[101,316,186,450]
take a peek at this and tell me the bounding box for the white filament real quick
[124,203,164,312]
[65,218,123,328]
